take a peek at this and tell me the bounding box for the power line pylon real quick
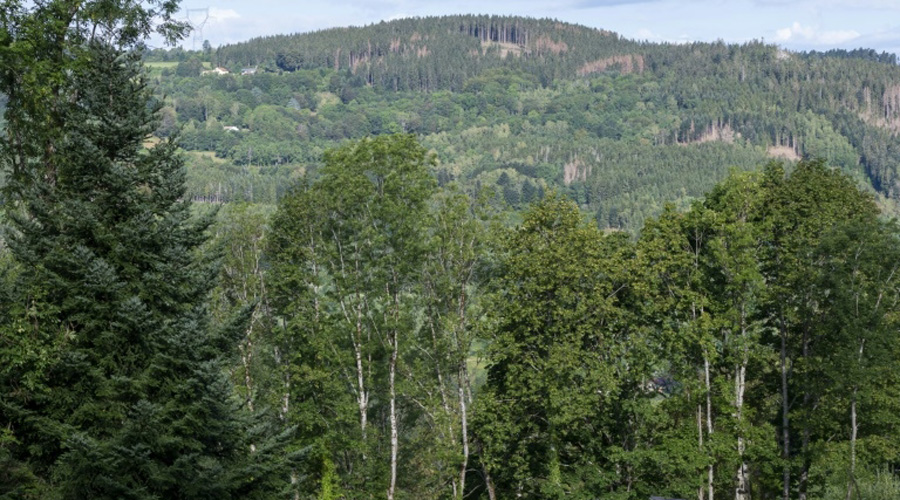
[186,8,210,50]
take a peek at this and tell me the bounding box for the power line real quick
[185,8,210,50]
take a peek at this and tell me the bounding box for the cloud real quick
[208,8,240,24]
[849,26,900,53]
[774,22,860,45]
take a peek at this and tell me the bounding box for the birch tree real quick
[268,134,435,498]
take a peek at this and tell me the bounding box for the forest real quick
[141,15,900,232]
[3,2,900,500]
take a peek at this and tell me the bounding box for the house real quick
[201,66,230,76]
[223,126,240,132]
[241,66,258,76]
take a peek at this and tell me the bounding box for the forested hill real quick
[10,5,900,498]
[147,15,900,230]
[216,15,641,90]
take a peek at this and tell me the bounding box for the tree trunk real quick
[240,330,255,413]
[846,388,858,500]
[429,321,452,424]
[705,353,714,500]
[799,325,812,500]
[781,325,791,500]
[735,307,749,500]
[388,331,399,500]
[483,463,497,500]
[735,366,748,500]
[353,301,369,441]
[799,408,810,500]
[846,337,865,500]
[699,404,706,500]
[240,323,256,453]
[459,373,470,499]
[291,470,300,500]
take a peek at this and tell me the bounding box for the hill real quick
[215,15,641,91]
[145,15,900,229]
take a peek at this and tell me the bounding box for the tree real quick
[415,185,494,499]
[634,204,722,500]
[176,57,204,77]
[701,173,772,500]
[268,134,436,498]
[475,194,631,498]
[0,5,288,497]
[0,0,187,187]
[755,160,880,500]
[794,215,900,500]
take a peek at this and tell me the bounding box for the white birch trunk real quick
[845,389,857,500]
[388,332,399,500]
[458,380,470,499]
[483,462,497,500]
[354,328,368,441]
[699,404,705,500]
[735,361,748,500]
[240,328,255,413]
[291,470,300,500]
[846,338,865,500]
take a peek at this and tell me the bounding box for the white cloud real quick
[774,22,860,45]
[208,8,240,24]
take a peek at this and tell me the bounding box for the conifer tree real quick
[0,4,288,497]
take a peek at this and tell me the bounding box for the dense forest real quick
[4,3,900,500]
[143,15,900,231]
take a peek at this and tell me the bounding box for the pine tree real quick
[0,18,287,500]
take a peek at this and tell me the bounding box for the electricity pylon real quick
[186,8,209,50]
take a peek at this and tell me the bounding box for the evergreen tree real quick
[0,6,288,496]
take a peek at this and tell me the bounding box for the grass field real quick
[144,61,179,69]
[144,61,213,75]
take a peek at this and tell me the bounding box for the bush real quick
[819,470,900,500]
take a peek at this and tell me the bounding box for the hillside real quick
[10,6,900,499]
[215,15,641,91]
[145,15,900,229]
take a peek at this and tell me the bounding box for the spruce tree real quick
[0,10,287,499]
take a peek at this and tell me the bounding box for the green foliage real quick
[0,4,290,496]
[5,8,900,499]
[820,469,900,500]
[472,160,900,499]
[176,57,204,77]
[267,134,437,496]
[476,194,633,498]
[140,16,900,227]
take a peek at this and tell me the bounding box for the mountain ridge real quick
[144,15,900,228]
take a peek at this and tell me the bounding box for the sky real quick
[171,0,900,56]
